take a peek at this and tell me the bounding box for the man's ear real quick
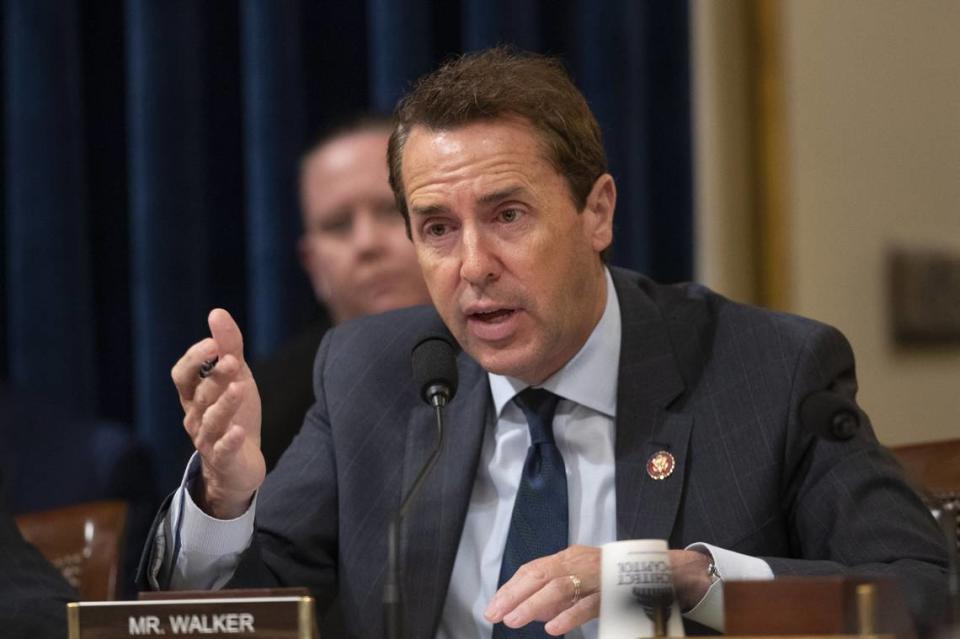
[582,174,616,254]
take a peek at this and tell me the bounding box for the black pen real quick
[198,357,219,379]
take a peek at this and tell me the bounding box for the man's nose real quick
[352,210,385,255]
[459,226,500,286]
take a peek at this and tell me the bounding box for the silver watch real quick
[707,560,722,584]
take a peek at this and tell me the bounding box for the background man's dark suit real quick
[146,267,948,637]
[251,310,332,471]
[0,498,76,638]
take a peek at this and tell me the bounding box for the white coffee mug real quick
[598,539,685,638]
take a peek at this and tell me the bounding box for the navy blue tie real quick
[494,388,567,638]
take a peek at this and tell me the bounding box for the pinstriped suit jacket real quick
[149,267,949,638]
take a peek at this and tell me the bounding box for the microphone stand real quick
[384,392,447,639]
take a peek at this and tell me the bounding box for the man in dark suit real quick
[145,48,949,638]
[0,489,76,638]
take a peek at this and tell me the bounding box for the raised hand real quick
[171,308,265,519]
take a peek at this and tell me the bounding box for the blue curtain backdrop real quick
[1,0,692,489]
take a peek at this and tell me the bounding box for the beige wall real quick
[693,0,960,444]
[692,0,757,305]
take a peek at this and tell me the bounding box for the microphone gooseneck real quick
[384,333,459,639]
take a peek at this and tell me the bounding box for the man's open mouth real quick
[470,308,516,323]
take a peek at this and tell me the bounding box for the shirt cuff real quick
[174,452,257,556]
[166,453,257,590]
[681,542,774,632]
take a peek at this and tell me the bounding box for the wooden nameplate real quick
[68,588,317,639]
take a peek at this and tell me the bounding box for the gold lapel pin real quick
[646,450,675,480]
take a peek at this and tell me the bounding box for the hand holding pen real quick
[170,308,265,519]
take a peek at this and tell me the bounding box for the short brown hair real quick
[388,47,608,232]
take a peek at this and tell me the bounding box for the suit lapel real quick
[612,269,692,541]
[399,353,489,639]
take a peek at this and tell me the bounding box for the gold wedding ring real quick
[568,574,582,605]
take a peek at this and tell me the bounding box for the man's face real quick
[402,117,615,384]
[299,129,430,323]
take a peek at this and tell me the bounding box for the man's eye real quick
[425,223,449,237]
[500,208,522,223]
[319,218,351,235]
[312,210,352,236]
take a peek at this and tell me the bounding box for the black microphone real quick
[410,335,459,408]
[799,390,861,441]
[384,332,459,639]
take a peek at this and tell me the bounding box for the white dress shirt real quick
[438,268,622,639]
[161,268,773,635]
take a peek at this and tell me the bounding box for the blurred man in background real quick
[254,117,431,470]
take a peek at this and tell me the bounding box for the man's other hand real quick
[171,308,265,519]
[484,546,713,635]
[484,545,600,636]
